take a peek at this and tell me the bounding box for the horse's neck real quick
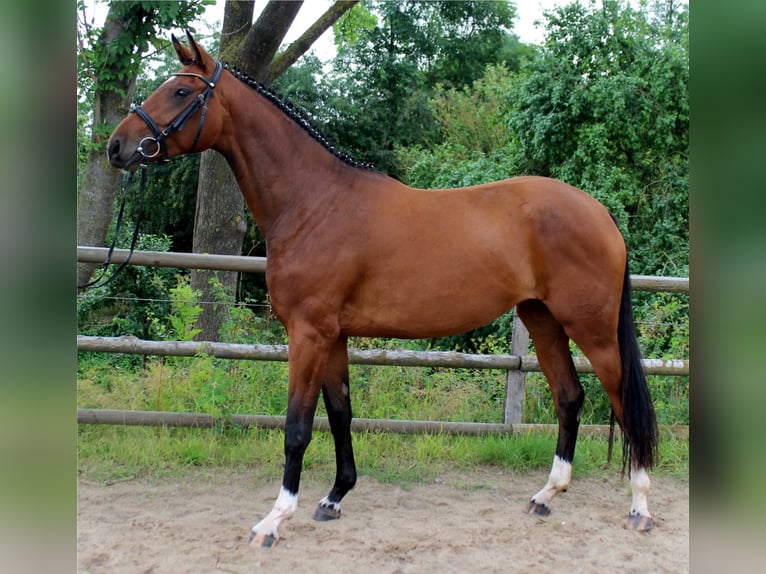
[215,79,356,241]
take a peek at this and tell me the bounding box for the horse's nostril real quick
[108,138,120,161]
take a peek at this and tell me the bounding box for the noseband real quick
[129,61,223,160]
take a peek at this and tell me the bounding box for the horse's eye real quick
[175,88,191,98]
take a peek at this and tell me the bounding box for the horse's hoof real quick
[526,500,551,516]
[248,530,278,548]
[625,513,652,532]
[313,503,341,521]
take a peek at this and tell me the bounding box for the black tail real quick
[617,259,659,471]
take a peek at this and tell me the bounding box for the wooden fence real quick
[76,246,689,435]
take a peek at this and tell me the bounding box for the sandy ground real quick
[77,468,688,573]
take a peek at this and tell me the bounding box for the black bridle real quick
[129,61,223,161]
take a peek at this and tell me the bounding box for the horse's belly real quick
[339,278,522,339]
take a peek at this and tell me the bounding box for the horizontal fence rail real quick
[77,246,268,273]
[77,335,689,376]
[77,247,689,293]
[77,408,514,435]
[77,246,689,435]
[76,408,689,439]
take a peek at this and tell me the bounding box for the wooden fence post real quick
[504,310,529,425]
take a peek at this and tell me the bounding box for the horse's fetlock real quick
[340,469,357,491]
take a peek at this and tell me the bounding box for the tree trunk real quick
[77,146,122,288]
[189,0,255,340]
[191,151,247,337]
[265,1,359,82]
[77,11,136,288]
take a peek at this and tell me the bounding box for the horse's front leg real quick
[248,328,332,548]
[313,337,357,521]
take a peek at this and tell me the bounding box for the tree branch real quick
[219,0,255,59]
[238,0,305,78]
[264,0,359,83]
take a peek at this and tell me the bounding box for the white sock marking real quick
[318,496,341,512]
[629,466,652,517]
[531,455,573,507]
[251,486,298,541]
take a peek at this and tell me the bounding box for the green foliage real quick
[333,1,378,49]
[77,7,209,249]
[429,63,516,154]
[271,54,326,110]
[128,156,200,253]
[77,230,177,343]
[314,0,522,175]
[511,0,688,275]
[77,0,212,96]
[636,293,689,360]
[209,276,287,346]
[396,62,522,191]
[166,278,202,341]
[636,292,689,425]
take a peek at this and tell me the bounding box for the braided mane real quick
[222,63,375,171]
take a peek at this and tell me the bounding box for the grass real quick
[78,420,689,487]
[77,334,688,487]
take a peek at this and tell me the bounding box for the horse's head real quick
[107,31,224,170]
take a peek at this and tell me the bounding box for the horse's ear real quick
[185,30,205,64]
[171,33,196,66]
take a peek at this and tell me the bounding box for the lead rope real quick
[78,163,148,290]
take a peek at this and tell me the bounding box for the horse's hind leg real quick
[567,329,655,531]
[516,300,584,516]
[313,337,357,521]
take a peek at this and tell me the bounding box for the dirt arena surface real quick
[77,468,688,573]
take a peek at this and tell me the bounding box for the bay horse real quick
[107,32,658,546]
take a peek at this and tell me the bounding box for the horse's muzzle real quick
[107,136,142,171]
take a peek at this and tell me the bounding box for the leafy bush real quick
[77,230,178,342]
[166,279,202,341]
